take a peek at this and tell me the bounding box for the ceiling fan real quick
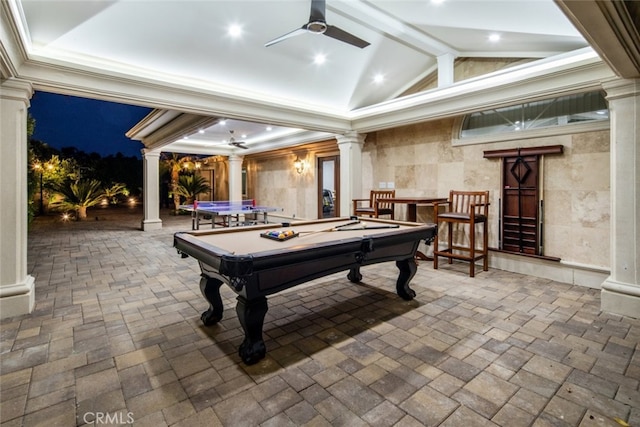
[265,0,370,49]
[228,130,249,149]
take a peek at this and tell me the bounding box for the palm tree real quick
[176,174,211,204]
[103,182,129,205]
[51,179,104,220]
[162,153,190,212]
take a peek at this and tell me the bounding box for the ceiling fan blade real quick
[232,142,249,149]
[309,0,326,22]
[265,26,307,47]
[324,25,370,48]
[265,0,368,48]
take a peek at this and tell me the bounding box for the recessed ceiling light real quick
[219,119,227,125]
[228,24,242,38]
[489,34,501,42]
[198,129,204,134]
[241,134,247,138]
[314,54,326,65]
[373,73,385,84]
[266,126,272,131]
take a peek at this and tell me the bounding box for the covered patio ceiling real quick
[3,1,638,156]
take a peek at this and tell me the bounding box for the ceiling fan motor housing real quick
[307,21,327,34]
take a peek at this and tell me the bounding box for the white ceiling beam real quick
[330,1,458,57]
[437,53,455,88]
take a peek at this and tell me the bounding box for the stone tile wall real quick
[244,120,610,270]
[366,122,610,269]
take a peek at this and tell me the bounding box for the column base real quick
[601,277,640,319]
[141,219,162,231]
[0,275,35,319]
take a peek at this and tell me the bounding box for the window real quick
[461,91,608,138]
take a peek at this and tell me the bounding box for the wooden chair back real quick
[446,190,489,220]
[353,190,396,219]
[372,190,396,213]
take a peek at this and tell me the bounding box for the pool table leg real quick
[199,275,224,326]
[347,267,363,283]
[395,258,417,300]
[236,296,268,365]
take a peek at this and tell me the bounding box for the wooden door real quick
[502,155,539,254]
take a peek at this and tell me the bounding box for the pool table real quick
[174,217,436,365]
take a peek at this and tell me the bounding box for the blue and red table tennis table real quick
[178,200,281,230]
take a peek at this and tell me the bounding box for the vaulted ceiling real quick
[2,0,638,156]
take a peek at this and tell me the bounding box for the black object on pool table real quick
[174,217,436,365]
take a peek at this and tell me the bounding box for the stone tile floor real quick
[1,207,638,426]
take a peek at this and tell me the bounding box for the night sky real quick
[29,91,152,158]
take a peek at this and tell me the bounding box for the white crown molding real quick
[165,129,335,156]
[555,0,640,79]
[350,50,615,132]
[125,110,182,140]
[139,115,220,152]
[0,1,27,79]
[17,56,353,134]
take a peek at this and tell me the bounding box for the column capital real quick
[228,154,244,163]
[0,78,33,105]
[336,131,366,146]
[602,77,640,100]
[141,148,162,158]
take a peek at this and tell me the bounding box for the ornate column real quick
[141,149,162,231]
[228,154,244,202]
[337,132,366,217]
[601,78,640,318]
[0,79,35,319]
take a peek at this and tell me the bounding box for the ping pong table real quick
[178,200,281,230]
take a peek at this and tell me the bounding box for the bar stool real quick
[433,190,490,277]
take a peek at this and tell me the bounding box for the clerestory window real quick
[461,91,608,138]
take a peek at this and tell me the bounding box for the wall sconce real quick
[294,156,305,174]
